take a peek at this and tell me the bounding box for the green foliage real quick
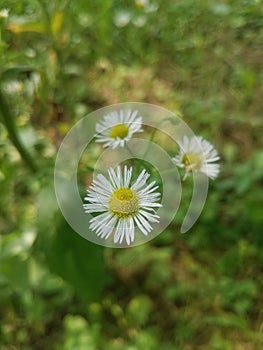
[1,0,263,349]
[40,212,106,302]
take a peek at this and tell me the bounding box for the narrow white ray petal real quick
[83,204,106,212]
[135,213,152,233]
[139,209,160,223]
[98,215,117,239]
[127,217,135,244]
[117,166,122,187]
[134,215,149,236]
[108,167,120,189]
[114,219,125,244]
[89,212,113,232]
[137,183,159,196]
[131,170,150,191]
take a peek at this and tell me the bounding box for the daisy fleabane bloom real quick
[83,166,162,246]
[0,8,9,18]
[173,136,220,180]
[95,109,143,149]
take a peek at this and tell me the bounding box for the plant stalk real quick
[0,88,38,172]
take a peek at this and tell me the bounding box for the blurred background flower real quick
[114,10,131,28]
[0,8,9,18]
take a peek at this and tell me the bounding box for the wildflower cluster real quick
[114,1,158,28]
[83,109,220,246]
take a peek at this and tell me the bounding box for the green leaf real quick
[0,255,29,290]
[127,295,153,326]
[0,66,35,81]
[49,214,105,302]
[36,184,106,302]
[60,315,97,350]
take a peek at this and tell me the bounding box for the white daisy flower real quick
[0,8,9,18]
[114,10,131,28]
[83,166,162,245]
[95,109,143,149]
[3,80,23,94]
[135,0,149,8]
[173,136,220,180]
[133,15,147,27]
[135,0,158,12]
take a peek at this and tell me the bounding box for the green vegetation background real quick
[0,0,263,349]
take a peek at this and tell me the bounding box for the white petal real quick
[114,219,125,244]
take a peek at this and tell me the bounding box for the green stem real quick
[38,0,63,62]
[125,143,136,158]
[161,166,178,175]
[37,0,72,114]
[0,88,38,172]
[142,127,158,159]
[86,165,105,173]
[142,115,179,159]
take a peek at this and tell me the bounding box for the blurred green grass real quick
[0,0,263,349]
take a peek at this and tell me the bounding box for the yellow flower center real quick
[136,1,145,8]
[182,152,202,171]
[109,188,139,218]
[110,124,129,139]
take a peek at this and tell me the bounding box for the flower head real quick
[0,8,9,18]
[95,109,143,149]
[83,166,162,245]
[133,15,147,27]
[135,0,149,8]
[173,136,220,180]
[3,80,23,94]
[114,10,131,28]
[135,0,158,12]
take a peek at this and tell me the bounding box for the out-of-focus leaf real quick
[0,230,36,292]
[36,184,105,302]
[7,21,45,33]
[60,315,97,350]
[0,255,29,290]
[51,11,64,35]
[127,295,153,326]
[0,66,35,81]
[0,231,36,259]
[46,213,105,302]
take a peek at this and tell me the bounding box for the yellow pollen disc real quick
[182,152,202,171]
[136,1,145,8]
[109,188,139,218]
[110,124,129,139]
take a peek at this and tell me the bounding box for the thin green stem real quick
[142,115,179,159]
[161,166,178,175]
[37,0,63,66]
[37,0,73,115]
[0,88,38,172]
[161,166,188,181]
[125,142,136,158]
[142,127,158,159]
[86,165,105,173]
